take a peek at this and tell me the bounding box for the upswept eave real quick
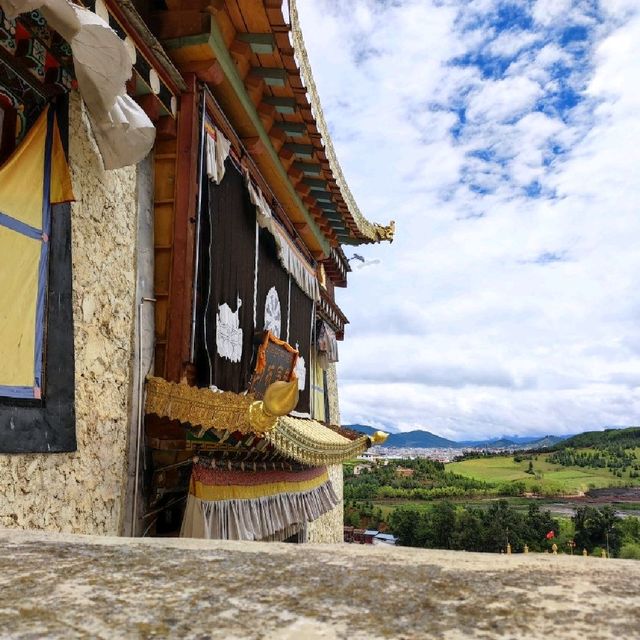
[289,0,395,245]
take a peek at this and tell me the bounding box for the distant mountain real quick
[345,425,459,448]
[344,424,382,437]
[345,424,569,450]
[385,430,460,449]
[526,435,566,449]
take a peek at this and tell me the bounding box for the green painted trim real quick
[207,20,330,254]
[285,143,314,158]
[237,33,276,54]
[294,162,321,175]
[251,67,287,86]
[264,97,297,114]
[303,178,327,189]
[163,32,213,51]
[275,122,307,137]
[310,190,332,203]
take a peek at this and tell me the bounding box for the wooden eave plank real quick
[205,12,330,256]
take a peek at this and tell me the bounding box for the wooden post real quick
[165,73,200,382]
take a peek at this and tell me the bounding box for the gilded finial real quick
[248,379,299,432]
[371,431,388,445]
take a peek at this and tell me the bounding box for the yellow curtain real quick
[0,106,74,395]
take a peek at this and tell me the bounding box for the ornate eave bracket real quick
[144,376,299,436]
[289,0,395,245]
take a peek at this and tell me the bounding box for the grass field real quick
[447,449,640,495]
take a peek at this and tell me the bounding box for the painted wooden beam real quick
[165,0,223,9]
[295,182,311,197]
[268,126,286,152]
[257,102,276,132]
[150,10,210,40]
[242,136,265,155]
[294,162,322,176]
[310,189,332,203]
[263,96,297,114]
[303,177,328,189]
[250,67,287,87]
[287,165,304,182]
[206,18,330,255]
[274,122,307,138]
[284,143,314,159]
[237,33,276,55]
[157,115,178,140]
[180,59,224,85]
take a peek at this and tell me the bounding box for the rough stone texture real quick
[1,528,639,640]
[306,464,344,543]
[326,363,341,426]
[0,93,138,535]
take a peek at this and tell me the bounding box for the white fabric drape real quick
[1,0,155,170]
[246,180,320,302]
[205,127,231,184]
[317,321,339,368]
[180,480,338,540]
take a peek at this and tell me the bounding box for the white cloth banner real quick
[0,0,155,170]
[246,179,320,302]
[205,127,231,184]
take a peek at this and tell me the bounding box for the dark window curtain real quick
[255,228,289,340]
[288,282,313,413]
[195,164,256,393]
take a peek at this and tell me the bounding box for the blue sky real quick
[297,0,640,439]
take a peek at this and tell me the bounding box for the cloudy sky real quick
[297,0,640,440]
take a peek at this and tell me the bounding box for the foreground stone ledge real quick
[1,529,639,639]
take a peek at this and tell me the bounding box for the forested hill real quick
[550,427,640,451]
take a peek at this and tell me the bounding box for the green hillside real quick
[552,427,640,450]
[448,447,640,495]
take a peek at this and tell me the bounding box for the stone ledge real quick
[1,529,638,639]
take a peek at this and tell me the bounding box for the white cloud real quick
[297,0,640,439]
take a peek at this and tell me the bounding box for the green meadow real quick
[447,449,640,495]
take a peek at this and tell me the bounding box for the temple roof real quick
[155,0,394,254]
[289,0,395,246]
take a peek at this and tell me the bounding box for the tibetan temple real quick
[0,0,393,542]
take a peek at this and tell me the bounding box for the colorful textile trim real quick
[181,463,338,540]
[266,416,372,466]
[189,463,329,501]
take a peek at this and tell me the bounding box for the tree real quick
[573,505,622,556]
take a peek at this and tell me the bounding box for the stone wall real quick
[325,363,340,426]
[305,364,344,542]
[306,463,344,543]
[0,93,139,535]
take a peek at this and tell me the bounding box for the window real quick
[0,99,77,453]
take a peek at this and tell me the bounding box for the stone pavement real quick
[0,529,638,639]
